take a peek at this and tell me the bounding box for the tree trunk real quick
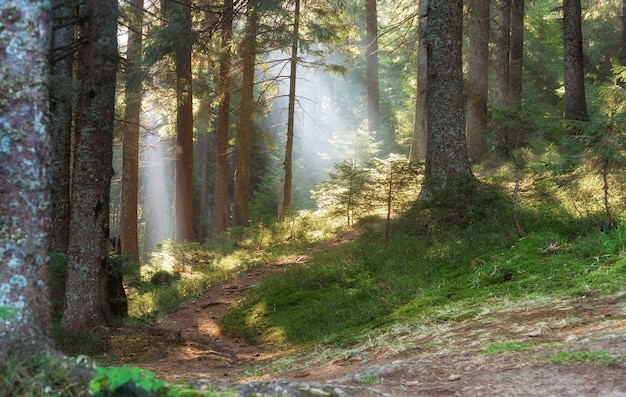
[563,0,588,121]
[466,0,490,160]
[409,0,428,162]
[365,0,381,146]
[0,0,53,360]
[509,0,524,106]
[494,0,511,108]
[620,0,626,66]
[280,0,301,221]
[174,0,194,240]
[62,0,118,331]
[214,1,234,234]
[233,0,257,227]
[49,1,74,255]
[120,0,144,263]
[419,0,472,199]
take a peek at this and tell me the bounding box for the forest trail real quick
[108,232,626,396]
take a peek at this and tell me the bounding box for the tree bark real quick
[173,0,194,240]
[279,0,301,221]
[49,1,74,255]
[120,0,144,262]
[62,0,118,331]
[214,1,234,234]
[494,0,511,108]
[509,0,524,106]
[563,0,588,121]
[365,0,381,145]
[419,0,472,199]
[233,0,257,227]
[409,0,428,162]
[466,0,490,160]
[620,0,626,66]
[0,0,53,360]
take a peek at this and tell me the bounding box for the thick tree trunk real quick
[509,0,524,106]
[62,0,118,331]
[409,0,428,162]
[120,0,144,263]
[563,0,588,121]
[466,0,490,160]
[494,0,511,108]
[365,0,381,146]
[280,0,301,221]
[0,0,53,360]
[49,1,74,255]
[420,0,472,199]
[233,1,257,227]
[214,1,234,234]
[174,0,194,240]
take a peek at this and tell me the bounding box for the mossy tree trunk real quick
[214,0,234,234]
[419,0,472,199]
[0,0,53,360]
[62,0,118,331]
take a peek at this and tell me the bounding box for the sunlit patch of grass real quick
[550,349,616,365]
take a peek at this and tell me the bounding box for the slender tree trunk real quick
[419,0,472,199]
[234,0,257,227]
[509,0,524,106]
[409,0,428,162]
[214,1,234,234]
[120,0,144,262]
[563,0,588,121]
[280,0,300,221]
[0,0,53,360]
[62,0,118,331]
[620,0,626,66]
[365,0,381,145]
[174,0,194,240]
[466,0,490,160]
[49,1,74,255]
[494,0,511,108]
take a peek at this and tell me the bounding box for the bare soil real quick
[109,237,626,396]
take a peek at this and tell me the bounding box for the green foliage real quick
[0,306,16,320]
[89,366,179,397]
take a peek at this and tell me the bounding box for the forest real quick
[2,0,626,395]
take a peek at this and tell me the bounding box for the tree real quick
[365,0,381,144]
[172,0,194,240]
[279,0,301,221]
[494,0,511,108]
[420,0,472,199]
[509,0,524,106]
[0,0,53,360]
[233,0,258,227]
[621,0,626,66]
[563,0,588,121]
[409,0,428,162]
[214,1,234,234]
[466,0,490,160]
[120,0,144,262]
[62,0,119,330]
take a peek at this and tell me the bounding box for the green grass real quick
[550,349,616,365]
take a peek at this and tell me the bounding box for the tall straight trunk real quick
[0,0,53,360]
[365,0,381,143]
[494,0,511,108]
[174,0,194,240]
[280,0,300,221]
[62,0,118,331]
[509,0,524,106]
[409,0,428,162]
[620,0,626,65]
[420,0,472,199]
[563,0,588,121]
[233,0,257,227]
[214,1,234,234]
[466,0,490,160]
[49,1,74,255]
[120,0,144,262]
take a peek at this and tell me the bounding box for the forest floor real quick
[108,234,626,396]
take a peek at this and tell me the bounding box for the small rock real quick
[527,329,543,337]
[448,374,462,381]
[404,380,421,387]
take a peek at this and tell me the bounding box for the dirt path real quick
[109,240,626,396]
